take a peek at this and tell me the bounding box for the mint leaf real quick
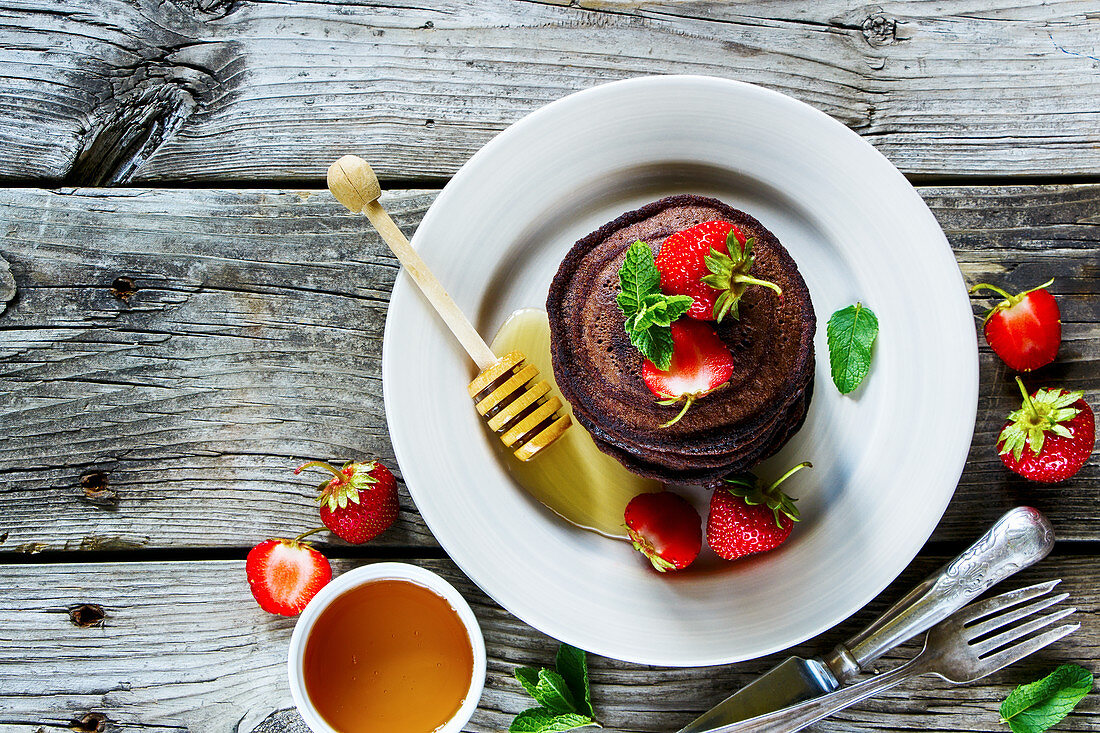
[535,669,577,713]
[509,708,598,733]
[628,321,674,371]
[556,644,594,717]
[616,241,692,370]
[511,645,600,732]
[1000,664,1093,733]
[514,667,540,698]
[826,302,879,394]
[615,241,660,319]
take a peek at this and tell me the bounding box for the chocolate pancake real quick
[546,194,815,483]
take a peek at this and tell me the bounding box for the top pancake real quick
[546,194,815,462]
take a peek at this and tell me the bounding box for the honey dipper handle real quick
[328,156,498,370]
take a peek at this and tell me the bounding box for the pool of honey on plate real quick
[489,308,661,539]
[302,579,473,733]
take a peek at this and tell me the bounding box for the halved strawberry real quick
[624,490,702,572]
[246,537,332,616]
[643,320,735,427]
[969,279,1061,372]
[655,220,781,322]
[998,377,1094,483]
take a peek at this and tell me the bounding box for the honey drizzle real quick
[489,308,661,539]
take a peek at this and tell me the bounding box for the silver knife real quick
[678,506,1055,733]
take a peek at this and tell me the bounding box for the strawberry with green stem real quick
[969,278,1060,372]
[998,377,1094,483]
[624,490,702,572]
[655,220,782,323]
[707,462,811,561]
[296,459,399,544]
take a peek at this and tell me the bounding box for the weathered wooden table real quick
[1,2,1097,732]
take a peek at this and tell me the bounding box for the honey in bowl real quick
[302,579,474,733]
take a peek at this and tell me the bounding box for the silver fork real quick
[709,580,1078,733]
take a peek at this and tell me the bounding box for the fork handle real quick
[707,656,929,733]
[824,506,1053,682]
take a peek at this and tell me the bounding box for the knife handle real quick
[823,506,1054,683]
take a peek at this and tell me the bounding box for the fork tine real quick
[974,607,1077,656]
[957,580,1060,625]
[967,592,1070,639]
[980,622,1080,673]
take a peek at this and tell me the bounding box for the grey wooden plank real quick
[0,188,439,551]
[1,0,1099,184]
[0,185,1097,553]
[0,555,1095,733]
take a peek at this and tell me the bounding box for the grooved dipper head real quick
[327,155,382,213]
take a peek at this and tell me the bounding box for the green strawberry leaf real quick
[1000,664,1093,733]
[535,669,577,714]
[556,644,594,717]
[826,302,879,394]
[514,667,541,699]
[509,708,598,733]
[616,241,692,370]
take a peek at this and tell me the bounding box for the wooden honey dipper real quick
[327,155,571,461]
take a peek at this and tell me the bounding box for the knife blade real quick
[677,506,1054,733]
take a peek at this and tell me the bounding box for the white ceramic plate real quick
[382,76,977,666]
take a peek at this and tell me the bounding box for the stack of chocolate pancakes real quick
[547,195,815,484]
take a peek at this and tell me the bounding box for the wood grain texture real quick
[1,0,1099,184]
[0,185,1097,554]
[0,555,1096,733]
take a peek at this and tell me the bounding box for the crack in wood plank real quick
[0,0,1098,182]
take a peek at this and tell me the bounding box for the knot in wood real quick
[862,14,898,47]
[68,604,107,628]
[70,712,107,732]
[81,472,119,508]
[109,276,136,302]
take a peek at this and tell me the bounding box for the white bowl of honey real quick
[287,562,487,733]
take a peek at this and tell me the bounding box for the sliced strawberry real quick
[655,220,781,322]
[246,537,332,616]
[624,490,702,572]
[706,462,810,561]
[998,377,1094,483]
[969,279,1061,372]
[642,320,735,427]
[297,460,399,544]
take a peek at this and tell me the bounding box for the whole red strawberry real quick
[969,279,1060,372]
[706,462,811,561]
[297,460,399,544]
[246,536,332,616]
[643,319,735,427]
[624,490,702,572]
[998,377,1094,483]
[655,220,781,322]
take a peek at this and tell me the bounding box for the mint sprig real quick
[510,644,600,733]
[617,241,692,371]
[826,302,879,394]
[1000,664,1093,733]
[556,643,594,717]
